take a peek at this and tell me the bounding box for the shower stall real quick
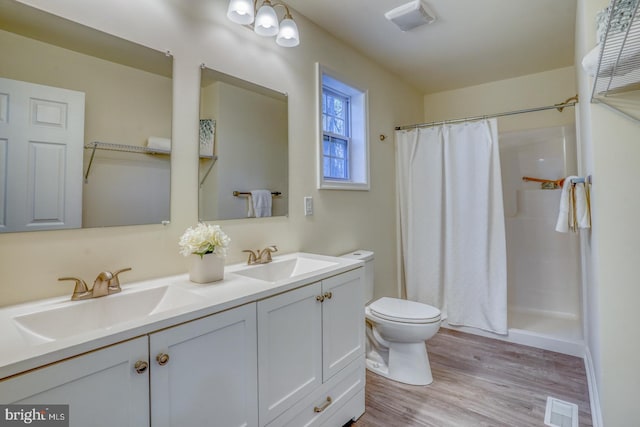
[440,124,585,356]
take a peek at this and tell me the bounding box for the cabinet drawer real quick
[267,359,365,427]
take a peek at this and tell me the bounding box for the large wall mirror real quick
[199,66,288,221]
[0,0,172,233]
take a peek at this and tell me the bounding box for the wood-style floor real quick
[352,328,592,427]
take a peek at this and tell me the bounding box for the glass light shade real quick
[254,4,279,36]
[227,0,255,25]
[276,18,299,47]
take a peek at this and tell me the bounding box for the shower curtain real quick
[396,119,507,334]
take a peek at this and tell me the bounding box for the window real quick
[317,64,369,190]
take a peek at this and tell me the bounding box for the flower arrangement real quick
[179,223,230,258]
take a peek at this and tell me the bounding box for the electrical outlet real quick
[304,196,313,216]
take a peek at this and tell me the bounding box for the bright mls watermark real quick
[0,405,68,426]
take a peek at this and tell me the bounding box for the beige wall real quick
[576,0,640,424]
[0,0,423,307]
[424,66,577,132]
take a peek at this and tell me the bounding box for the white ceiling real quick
[285,0,577,94]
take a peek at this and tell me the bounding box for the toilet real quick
[341,250,441,386]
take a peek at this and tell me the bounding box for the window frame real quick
[316,63,370,191]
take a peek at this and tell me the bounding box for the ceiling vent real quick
[385,0,437,32]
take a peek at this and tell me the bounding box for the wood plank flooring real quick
[352,328,592,427]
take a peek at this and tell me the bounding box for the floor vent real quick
[544,396,579,427]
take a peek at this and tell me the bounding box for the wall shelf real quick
[83,141,171,183]
[591,0,640,123]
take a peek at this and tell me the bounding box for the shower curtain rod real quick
[395,95,579,131]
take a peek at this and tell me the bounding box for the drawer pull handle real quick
[323,291,332,300]
[156,353,170,366]
[134,360,148,374]
[313,396,332,413]
[316,295,325,302]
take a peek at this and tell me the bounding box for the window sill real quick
[318,180,370,191]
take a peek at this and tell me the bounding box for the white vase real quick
[189,253,225,283]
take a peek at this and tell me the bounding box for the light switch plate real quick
[304,196,313,216]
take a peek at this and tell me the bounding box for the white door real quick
[0,77,85,232]
[150,303,258,427]
[322,269,365,382]
[257,282,323,426]
[0,337,150,427]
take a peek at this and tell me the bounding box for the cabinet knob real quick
[316,295,325,302]
[134,360,149,374]
[323,291,332,300]
[313,396,332,413]
[156,353,170,366]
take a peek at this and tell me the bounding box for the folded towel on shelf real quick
[146,136,171,152]
[582,44,601,77]
[555,176,591,233]
[251,190,272,218]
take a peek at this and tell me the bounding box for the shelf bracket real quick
[199,155,218,188]
[84,142,98,183]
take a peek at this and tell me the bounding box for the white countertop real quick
[0,252,363,379]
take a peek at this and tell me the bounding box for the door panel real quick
[0,77,84,232]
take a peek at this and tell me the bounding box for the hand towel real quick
[555,176,591,232]
[146,136,171,152]
[251,190,272,217]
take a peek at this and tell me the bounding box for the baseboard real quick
[584,348,603,427]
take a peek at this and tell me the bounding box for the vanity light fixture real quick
[226,0,300,47]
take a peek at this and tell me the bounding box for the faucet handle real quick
[108,267,132,294]
[58,277,91,301]
[242,250,258,265]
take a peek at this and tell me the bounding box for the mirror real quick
[0,0,172,232]
[199,66,288,220]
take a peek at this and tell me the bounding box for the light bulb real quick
[276,18,299,47]
[227,0,255,25]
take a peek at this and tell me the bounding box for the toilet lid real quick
[369,297,441,324]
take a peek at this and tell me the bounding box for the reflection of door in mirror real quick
[0,0,172,232]
[199,67,288,221]
[0,77,85,232]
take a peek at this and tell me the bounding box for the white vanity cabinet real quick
[0,257,365,427]
[0,303,258,427]
[149,302,258,427]
[257,269,365,426]
[0,336,150,426]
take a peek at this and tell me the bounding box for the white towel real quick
[146,136,171,152]
[582,45,601,77]
[555,176,591,232]
[251,190,272,217]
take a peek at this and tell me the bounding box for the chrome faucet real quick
[242,246,278,265]
[59,267,132,301]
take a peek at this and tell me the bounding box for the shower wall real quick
[499,125,582,326]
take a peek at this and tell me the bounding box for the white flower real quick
[179,223,230,258]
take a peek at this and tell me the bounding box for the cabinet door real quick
[258,282,322,426]
[150,302,258,427]
[322,269,364,382]
[0,336,149,427]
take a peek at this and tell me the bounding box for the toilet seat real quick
[369,297,440,324]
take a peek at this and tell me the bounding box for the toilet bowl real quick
[340,250,441,386]
[365,297,441,385]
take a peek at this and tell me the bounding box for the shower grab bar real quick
[522,176,566,187]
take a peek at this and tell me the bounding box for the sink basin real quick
[233,256,338,283]
[13,285,200,341]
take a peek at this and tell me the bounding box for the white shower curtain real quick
[396,119,508,334]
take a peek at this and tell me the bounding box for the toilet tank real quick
[341,250,375,303]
